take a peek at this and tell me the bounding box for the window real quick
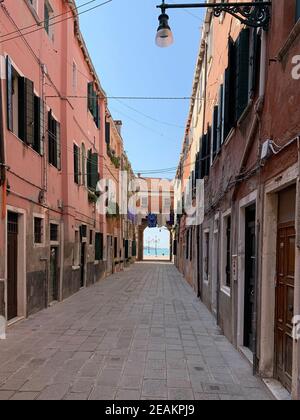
[200,131,211,179]
[186,230,190,260]
[48,111,61,169]
[34,217,43,244]
[50,223,58,242]
[89,230,93,246]
[221,212,232,294]
[87,149,99,191]
[132,240,137,257]
[203,231,210,283]
[114,237,118,259]
[74,230,80,266]
[234,29,251,122]
[105,121,111,145]
[95,232,103,261]
[297,0,300,21]
[44,1,54,38]
[81,144,86,187]
[190,228,193,261]
[74,144,80,185]
[87,82,100,128]
[125,240,129,260]
[211,106,219,163]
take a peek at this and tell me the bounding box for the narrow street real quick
[0,263,271,401]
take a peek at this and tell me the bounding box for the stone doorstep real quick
[262,379,291,401]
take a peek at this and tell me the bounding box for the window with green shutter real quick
[87,149,99,191]
[48,111,61,169]
[105,121,111,145]
[87,82,100,128]
[235,29,250,122]
[132,240,137,257]
[74,144,80,185]
[212,106,218,162]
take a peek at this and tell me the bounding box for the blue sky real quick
[78,0,204,178]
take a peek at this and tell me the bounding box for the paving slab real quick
[0,262,272,400]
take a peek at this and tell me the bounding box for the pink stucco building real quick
[0,0,136,322]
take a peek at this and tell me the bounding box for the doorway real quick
[274,185,296,393]
[143,227,170,261]
[49,247,58,303]
[80,243,86,288]
[7,212,18,320]
[244,205,256,352]
[275,223,295,392]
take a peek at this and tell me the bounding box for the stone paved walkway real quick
[0,263,272,400]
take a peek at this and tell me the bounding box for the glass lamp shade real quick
[155,13,174,48]
[155,28,174,48]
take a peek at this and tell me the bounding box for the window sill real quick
[72,265,80,271]
[277,19,300,62]
[34,243,45,248]
[8,131,43,158]
[237,100,253,128]
[221,285,231,298]
[224,127,236,147]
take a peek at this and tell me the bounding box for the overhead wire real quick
[0,0,113,44]
[0,0,99,39]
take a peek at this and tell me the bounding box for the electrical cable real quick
[0,0,98,39]
[0,0,113,44]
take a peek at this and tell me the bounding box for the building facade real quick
[0,0,137,323]
[175,0,300,399]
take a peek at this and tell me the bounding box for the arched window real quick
[81,143,86,186]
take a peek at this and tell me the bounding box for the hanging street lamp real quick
[155,1,272,47]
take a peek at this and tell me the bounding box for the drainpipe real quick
[253,29,267,376]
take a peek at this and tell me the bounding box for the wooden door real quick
[49,247,58,302]
[7,212,18,320]
[244,205,256,352]
[275,223,295,392]
[80,243,86,288]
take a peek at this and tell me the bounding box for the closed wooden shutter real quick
[33,96,41,153]
[105,122,111,145]
[250,29,261,94]
[235,28,250,122]
[89,152,99,190]
[205,127,211,177]
[56,121,61,170]
[6,56,13,132]
[87,149,92,189]
[217,84,223,148]
[212,106,218,161]
[223,68,231,141]
[74,144,79,184]
[200,134,207,179]
[18,77,34,144]
[40,100,45,156]
[88,82,93,113]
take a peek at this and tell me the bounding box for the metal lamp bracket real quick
[157,2,272,30]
